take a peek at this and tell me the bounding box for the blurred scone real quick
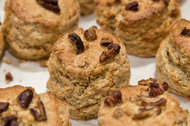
[2,0,80,60]
[79,0,95,16]
[98,78,190,126]
[95,0,180,57]
[0,30,5,59]
[156,19,190,98]
[47,26,131,120]
[0,85,71,126]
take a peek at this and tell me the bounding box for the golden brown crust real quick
[79,0,95,16]
[0,31,5,59]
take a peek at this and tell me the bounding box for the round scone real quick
[156,19,190,98]
[2,0,79,60]
[95,0,180,57]
[79,0,95,16]
[47,26,131,120]
[0,30,5,59]
[98,78,190,126]
[0,85,71,126]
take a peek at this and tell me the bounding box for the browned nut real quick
[5,72,13,84]
[36,0,60,13]
[149,98,167,106]
[30,101,47,121]
[99,51,108,63]
[125,1,138,11]
[18,89,33,109]
[69,33,85,54]
[104,90,122,107]
[149,83,164,97]
[100,37,113,46]
[181,28,190,37]
[84,27,97,41]
[162,82,169,91]
[0,102,9,113]
[2,115,18,126]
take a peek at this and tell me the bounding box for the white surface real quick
[0,0,190,126]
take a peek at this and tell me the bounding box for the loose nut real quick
[30,101,47,121]
[125,1,138,11]
[181,28,190,37]
[69,33,85,54]
[104,90,122,107]
[84,27,97,41]
[2,115,18,126]
[100,37,113,46]
[36,0,60,13]
[0,102,9,113]
[18,89,33,109]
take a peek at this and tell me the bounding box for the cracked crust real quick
[98,79,190,126]
[0,85,71,126]
[47,27,130,120]
[95,0,180,57]
[156,19,190,98]
[2,0,80,60]
[79,0,95,16]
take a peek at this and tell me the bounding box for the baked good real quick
[95,0,180,57]
[0,29,5,59]
[156,19,190,98]
[0,85,71,126]
[2,0,80,60]
[98,78,190,126]
[79,0,95,16]
[47,26,131,120]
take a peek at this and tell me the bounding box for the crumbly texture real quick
[0,85,71,126]
[98,78,190,126]
[0,31,5,59]
[47,27,131,120]
[156,19,190,98]
[95,0,180,57]
[79,0,95,16]
[2,0,80,60]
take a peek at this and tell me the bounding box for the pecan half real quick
[181,28,190,37]
[69,33,85,54]
[30,101,47,121]
[104,90,122,107]
[84,27,97,41]
[125,1,138,12]
[0,102,9,113]
[36,0,60,13]
[2,115,18,126]
[149,83,164,97]
[100,37,113,46]
[18,89,33,109]
[141,98,167,106]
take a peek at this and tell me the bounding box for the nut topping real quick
[2,116,18,126]
[100,37,113,46]
[149,83,164,97]
[181,28,190,37]
[36,0,60,13]
[69,33,85,54]
[84,27,97,41]
[18,89,33,109]
[104,90,122,107]
[0,102,9,113]
[30,101,47,121]
[162,82,169,91]
[141,98,167,106]
[125,1,138,12]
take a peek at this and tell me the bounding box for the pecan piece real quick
[5,72,13,84]
[104,90,122,107]
[99,52,108,63]
[162,82,169,91]
[149,98,167,106]
[149,83,164,97]
[125,1,138,12]
[84,27,97,41]
[69,33,85,54]
[0,102,9,113]
[2,115,18,126]
[30,101,47,121]
[181,28,190,37]
[18,89,33,109]
[36,0,60,13]
[100,37,113,46]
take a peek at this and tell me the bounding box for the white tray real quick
[0,0,190,125]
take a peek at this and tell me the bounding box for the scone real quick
[98,78,190,126]
[2,0,80,60]
[0,29,5,59]
[156,19,190,98]
[0,85,71,126]
[47,26,131,120]
[79,0,95,16]
[95,0,180,57]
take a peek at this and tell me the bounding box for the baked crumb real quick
[3,57,11,64]
[39,60,48,67]
[5,72,13,84]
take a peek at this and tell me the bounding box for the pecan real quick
[181,28,190,37]
[162,82,169,91]
[5,72,13,84]
[125,1,138,12]
[100,37,113,46]
[104,90,122,107]
[149,98,167,106]
[156,107,162,115]
[36,0,60,13]
[69,33,84,54]
[132,111,149,120]
[99,52,108,63]
[30,101,47,121]
[149,83,164,97]
[84,27,97,41]
[2,115,18,126]
[0,102,9,113]
[138,78,157,86]
[18,89,33,109]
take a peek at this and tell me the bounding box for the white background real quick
[0,0,190,125]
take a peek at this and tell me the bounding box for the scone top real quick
[170,19,190,58]
[7,0,80,27]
